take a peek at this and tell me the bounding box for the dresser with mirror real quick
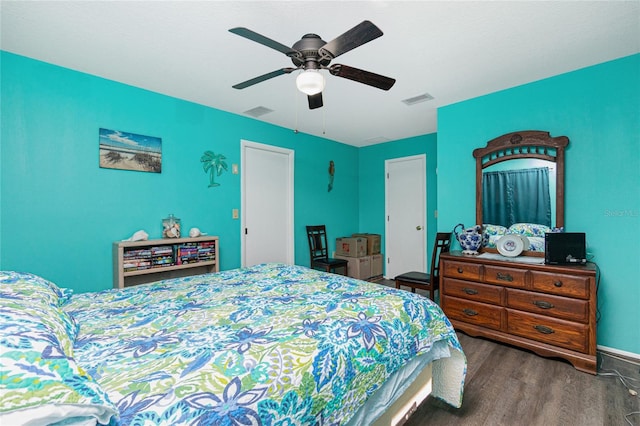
[440,131,598,374]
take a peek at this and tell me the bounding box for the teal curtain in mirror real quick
[483,167,551,227]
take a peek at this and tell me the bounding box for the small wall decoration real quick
[99,128,162,173]
[201,150,228,187]
[328,160,335,192]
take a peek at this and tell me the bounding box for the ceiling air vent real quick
[402,93,434,106]
[244,106,274,118]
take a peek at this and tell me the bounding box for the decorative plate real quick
[518,235,530,251]
[496,235,524,257]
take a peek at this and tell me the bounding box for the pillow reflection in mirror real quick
[507,223,552,238]
[527,236,545,252]
[482,224,508,248]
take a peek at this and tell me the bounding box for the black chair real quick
[306,225,348,276]
[394,232,452,300]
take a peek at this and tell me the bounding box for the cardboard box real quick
[336,255,371,280]
[352,233,381,255]
[335,237,367,258]
[370,253,384,279]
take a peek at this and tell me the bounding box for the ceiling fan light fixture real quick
[296,69,325,95]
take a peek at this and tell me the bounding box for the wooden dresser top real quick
[440,251,596,275]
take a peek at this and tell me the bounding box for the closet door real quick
[385,154,427,278]
[241,140,294,266]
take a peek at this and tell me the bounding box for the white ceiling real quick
[2,1,639,147]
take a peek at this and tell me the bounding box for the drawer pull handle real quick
[534,325,555,334]
[554,281,563,287]
[457,267,464,274]
[496,272,513,282]
[463,288,479,295]
[462,308,478,316]
[533,300,554,309]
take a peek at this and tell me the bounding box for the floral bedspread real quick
[65,263,465,425]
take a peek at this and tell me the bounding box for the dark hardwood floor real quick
[372,280,640,426]
[403,332,639,426]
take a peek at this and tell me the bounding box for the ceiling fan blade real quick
[319,20,383,59]
[329,64,396,90]
[232,68,296,89]
[229,27,300,57]
[308,93,323,110]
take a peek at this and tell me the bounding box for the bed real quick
[0,263,466,426]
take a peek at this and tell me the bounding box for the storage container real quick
[335,237,367,257]
[336,255,371,280]
[370,253,384,279]
[352,233,381,255]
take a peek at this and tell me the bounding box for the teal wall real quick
[0,52,359,293]
[437,54,640,355]
[358,134,438,272]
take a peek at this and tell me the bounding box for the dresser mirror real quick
[473,131,569,255]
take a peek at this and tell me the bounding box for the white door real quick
[385,155,427,278]
[241,140,294,266]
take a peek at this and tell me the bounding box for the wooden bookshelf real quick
[113,236,219,289]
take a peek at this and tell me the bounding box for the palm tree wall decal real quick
[201,151,228,187]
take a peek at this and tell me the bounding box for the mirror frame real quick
[474,130,569,252]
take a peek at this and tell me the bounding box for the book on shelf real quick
[197,255,216,261]
[152,256,175,266]
[123,249,152,259]
[176,244,198,265]
[197,243,216,261]
[150,246,174,256]
[123,260,152,271]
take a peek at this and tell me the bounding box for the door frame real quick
[384,154,427,278]
[240,140,295,267]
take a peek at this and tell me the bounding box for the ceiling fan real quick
[229,20,396,110]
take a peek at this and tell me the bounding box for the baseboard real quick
[597,344,640,363]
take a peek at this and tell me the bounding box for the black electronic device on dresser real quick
[545,232,587,265]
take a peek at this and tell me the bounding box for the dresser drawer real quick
[506,288,589,323]
[530,271,590,299]
[443,278,503,304]
[442,260,482,281]
[442,296,503,331]
[506,309,588,353]
[483,265,527,288]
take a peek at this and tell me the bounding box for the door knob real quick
[416,226,423,230]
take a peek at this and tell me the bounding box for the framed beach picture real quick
[99,128,162,173]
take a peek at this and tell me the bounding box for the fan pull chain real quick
[323,107,326,135]
[294,83,299,134]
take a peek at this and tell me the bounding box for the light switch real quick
[232,209,239,219]
[232,164,238,174]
